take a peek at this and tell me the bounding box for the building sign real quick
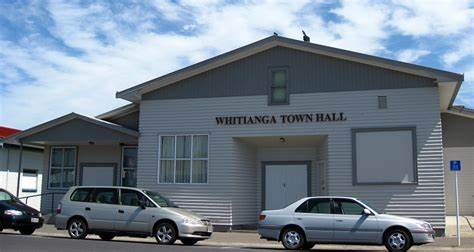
[216,113,347,125]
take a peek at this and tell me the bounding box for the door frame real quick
[261,161,312,210]
[79,162,118,186]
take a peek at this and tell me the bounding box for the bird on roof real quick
[302,30,310,42]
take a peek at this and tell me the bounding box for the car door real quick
[86,188,119,231]
[332,198,379,243]
[293,198,333,242]
[116,189,155,233]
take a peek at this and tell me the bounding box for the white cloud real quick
[442,34,474,66]
[0,0,473,130]
[389,0,473,36]
[396,48,430,63]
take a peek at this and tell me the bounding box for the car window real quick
[334,199,365,215]
[0,191,13,201]
[91,188,118,204]
[295,198,331,214]
[143,190,176,208]
[70,188,93,202]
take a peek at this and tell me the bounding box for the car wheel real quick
[98,233,115,241]
[19,227,35,235]
[67,218,88,239]
[180,238,199,245]
[281,227,305,250]
[384,229,412,252]
[302,241,316,250]
[154,222,177,245]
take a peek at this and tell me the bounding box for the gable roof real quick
[116,35,463,106]
[9,112,139,143]
[96,103,139,120]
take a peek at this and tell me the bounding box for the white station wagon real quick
[55,186,212,245]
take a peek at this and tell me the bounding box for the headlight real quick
[419,222,432,230]
[4,210,23,216]
[182,218,202,225]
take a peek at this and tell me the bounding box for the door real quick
[87,188,119,231]
[116,189,155,233]
[264,163,309,210]
[332,198,379,243]
[294,198,333,241]
[81,165,115,186]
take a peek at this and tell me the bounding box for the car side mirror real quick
[139,199,147,209]
[363,208,371,215]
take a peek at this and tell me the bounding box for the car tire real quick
[19,227,35,235]
[154,222,177,245]
[98,233,115,241]
[384,229,412,252]
[180,238,199,245]
[67,218,88,239]
[302,241,316,250]
[281,227,306,250]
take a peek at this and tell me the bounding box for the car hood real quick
[163,207,205,220]
[377,214,425,225]
[0,200,40,214]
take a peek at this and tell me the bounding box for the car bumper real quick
[258,225,281,241]
[412,230,436,244]
[177,223,213,239]
[2,215,43,230]
[54,214,68,230]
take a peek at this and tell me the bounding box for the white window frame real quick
[157,134,209,184]
[48,146,77,190]
[121,146,138,187]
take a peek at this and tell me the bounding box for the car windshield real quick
[360,200,380,214]
[0,190,17,202]
[143,190,177,208]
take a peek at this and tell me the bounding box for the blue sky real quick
[0,0,473,129]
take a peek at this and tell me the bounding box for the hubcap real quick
[69,221,84,237]
[156,225,174,243]
[388,232,406,249]
[284,231,301,249]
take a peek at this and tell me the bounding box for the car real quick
[55,186,212,245]
[258,196,435,251]
[0,188,43,235]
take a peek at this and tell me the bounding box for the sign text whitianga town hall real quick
[215,112,347,125]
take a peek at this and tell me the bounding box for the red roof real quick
[0,126,21,138]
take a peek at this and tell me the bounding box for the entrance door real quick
[264,162,309,210]
[81,164,116,186]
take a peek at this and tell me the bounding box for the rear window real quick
[295,198,331,214]
[91,188,119,205]
[70,188,93,202]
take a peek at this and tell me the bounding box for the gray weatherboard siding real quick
[137,87,445,230]
[142,46,435,100]
[441,113,474,215]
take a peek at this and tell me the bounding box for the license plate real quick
[31,218,39,223]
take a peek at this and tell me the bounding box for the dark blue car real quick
[0,188,43,235]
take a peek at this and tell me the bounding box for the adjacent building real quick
[0,126,43,210]
[9,35,471,235]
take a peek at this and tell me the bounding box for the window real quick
[120,189,154,207]
[158,135,208,184]
[0,190,13,201]
[91,188,118,204]
[269,68,289,105]
[22,169,38,193]
[70,188,93,202]
[295,198,331,214]
[49,147,76,189]
[333,199,365,215]
[122,147,137,187]
[352,127,417,185]
[378,96,387,109]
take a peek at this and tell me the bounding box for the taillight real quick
[259,214,266,221]
[56,203,62,214]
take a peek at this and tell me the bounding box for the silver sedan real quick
[258,196,435,251]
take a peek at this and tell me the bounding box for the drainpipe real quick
[16,142,23,197]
